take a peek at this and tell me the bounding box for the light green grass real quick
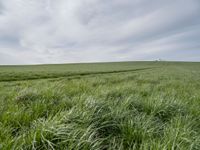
[0,61,199,149]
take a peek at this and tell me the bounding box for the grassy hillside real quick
[0,62,199,149]
[0,61,159,82]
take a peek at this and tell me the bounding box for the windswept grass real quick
[0,62,199,149]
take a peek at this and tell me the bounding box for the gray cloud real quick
[0,0,200,64]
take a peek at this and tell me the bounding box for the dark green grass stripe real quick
[0,67,157,82]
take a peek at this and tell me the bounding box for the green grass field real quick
[0,61,199,150]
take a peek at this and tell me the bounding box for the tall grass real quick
[0,62,199,149]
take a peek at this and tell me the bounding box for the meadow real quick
[0,61,199,150]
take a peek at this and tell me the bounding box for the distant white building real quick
[155,58,164,61]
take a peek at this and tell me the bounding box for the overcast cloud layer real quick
[0,0,200,64]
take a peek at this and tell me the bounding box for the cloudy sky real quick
[0,0,200,64]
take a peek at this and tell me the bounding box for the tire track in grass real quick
[0,67,159,82]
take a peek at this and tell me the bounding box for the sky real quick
[0,0,200,65]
